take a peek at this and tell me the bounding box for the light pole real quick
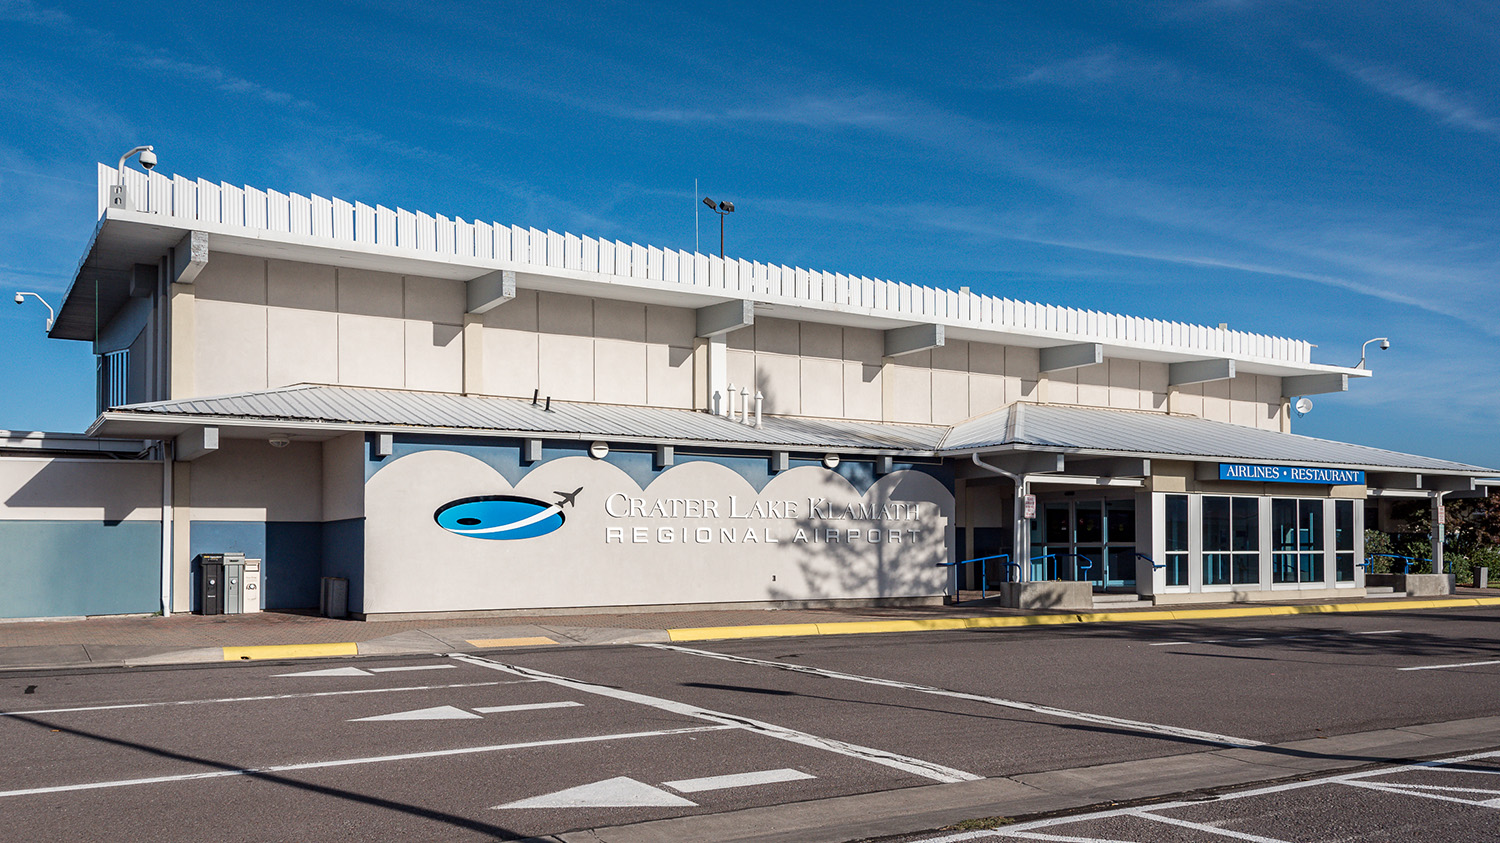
[702,196,734,257]
[13,292,55,332]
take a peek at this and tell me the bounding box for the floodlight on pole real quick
[702,195,735,257]
[13,291,55,332]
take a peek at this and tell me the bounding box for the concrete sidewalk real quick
[2,589,1498,672]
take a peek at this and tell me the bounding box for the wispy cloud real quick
[1015,48,1184,87]
[1321,51,1500,141]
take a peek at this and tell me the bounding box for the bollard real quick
[1480,567,1490,589]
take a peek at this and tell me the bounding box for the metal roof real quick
[941,402,1494,474]
[97,385,1493,474]
[102,385,948,453]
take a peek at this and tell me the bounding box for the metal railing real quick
[936,553,1018,603]
[98,164,1315,365]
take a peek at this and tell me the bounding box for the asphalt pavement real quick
[3,605,1500,841]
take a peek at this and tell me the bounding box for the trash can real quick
[320,577,348,619]
[242,559,262,613]
[223,553,246,615]
[197,554,225,615]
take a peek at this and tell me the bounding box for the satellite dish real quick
[1294,397,1313,417]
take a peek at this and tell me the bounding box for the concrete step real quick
[1091,593,1149,605]
[1365,586,1396,595]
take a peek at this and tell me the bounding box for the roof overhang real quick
[56,208,1373,382]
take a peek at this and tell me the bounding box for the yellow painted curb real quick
[222,642,359,661]
[669,623,821,642]
[664,596,1500,642]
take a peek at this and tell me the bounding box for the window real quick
[1164,495,1188,587]
[1273,498,1324,585]
[1203,496,1259,586]
[1335,500,1355,582]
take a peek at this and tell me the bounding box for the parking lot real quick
[4,607,1500,841]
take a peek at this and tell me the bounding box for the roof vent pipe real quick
[739,386,750,425]
[753,391,763,428]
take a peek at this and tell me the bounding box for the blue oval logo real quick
[434,488,579,541]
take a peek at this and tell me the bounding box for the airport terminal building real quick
[1,163,1491,620]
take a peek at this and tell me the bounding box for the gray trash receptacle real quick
[320,577,349,619]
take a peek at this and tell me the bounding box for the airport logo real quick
[434,487,581,540]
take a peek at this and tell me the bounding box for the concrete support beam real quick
[1283,373,1348,397]
[696,299,754,338]
[655,445,674,470]
[876,455,894,475]
[170,231,208,286]
[375,433,394,458]
[1169,358,1235,386]
[1425,476,1476,493]
[130,264,157,298]
[466,269,516,315]
[174,426,218,462]
[1039,343,1103,373]
[522,438,542,464]
[883,324,944,358]
[1368,472,1423,490]
[957,451,1064,477]
[1067,457,1151,478]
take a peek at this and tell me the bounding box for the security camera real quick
[1379,339,1391,350]
[139,148,157,170]
[12,293,22,304]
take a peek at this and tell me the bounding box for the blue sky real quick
[2,1,1497,467]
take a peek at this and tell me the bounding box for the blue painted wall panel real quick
[0,521,160,619]
[189,521,324,610]
[320,518,365,614]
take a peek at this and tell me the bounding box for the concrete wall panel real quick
[337,314,405,389]
[337,268,403,318]
[268,260,335,311]
[194,252,266,305]
[189,439,322,522]
[595,338,649,405]
[267,307,338,387]
[194,299,268,395]
[404,321,463,393]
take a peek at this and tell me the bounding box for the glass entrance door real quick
[1031,498,1136,589]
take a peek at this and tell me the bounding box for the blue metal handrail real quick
[1135,552,1164,570]
[1030,553,1057,581]
[1056,552,1094,583]
[1364,553,1430,575]
[937,553,1012,602]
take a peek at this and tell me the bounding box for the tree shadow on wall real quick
[765,469,949,605]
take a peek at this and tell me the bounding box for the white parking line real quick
[473,701,582,714]
[1399,659,1500,671]
[644,643,1262,748]
[1129,811,1293,842]
[0,725,736,799]
[367,665,458,673]
[663,768,814,793]
[0,720,732,798]
[449,652,980,784]
[0,681,524,718]
[909,750,1500,843]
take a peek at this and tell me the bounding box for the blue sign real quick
[1219,464,1364,485]
[434,487,581,540]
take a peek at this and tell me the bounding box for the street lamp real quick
[13,292,55,332]
[1355,337,1391,370]
[702,196,734,257]
[108,145,157,212]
